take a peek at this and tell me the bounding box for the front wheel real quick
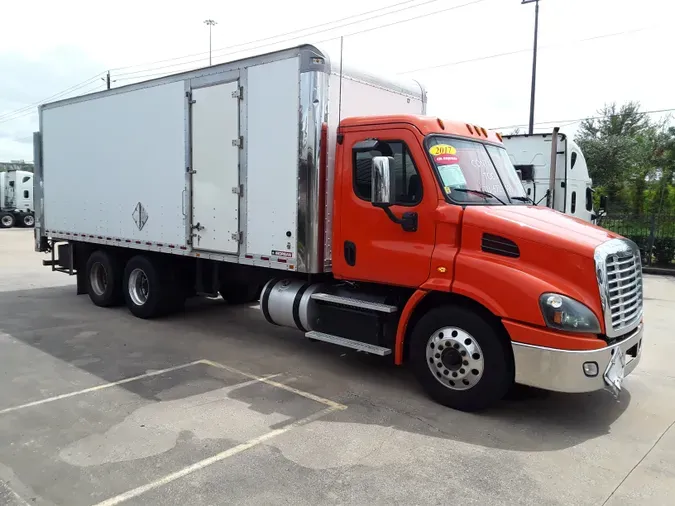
[410,305,514,412]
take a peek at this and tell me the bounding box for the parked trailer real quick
[0,170,35,228]
[502,131,597,223]
[34,45,644,411]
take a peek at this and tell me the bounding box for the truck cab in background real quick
[502,131,597,223]
[0,170,35,228]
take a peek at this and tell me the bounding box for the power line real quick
[491,107,675,131]
[0,73,105,122]
[0,82,106,126]
[398,25,658,75]
[112,0,439,77]
[115,0,489,84]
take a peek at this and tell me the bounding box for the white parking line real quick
[200,359,347,410]
[0,360,204,415]
[91,405,341,506]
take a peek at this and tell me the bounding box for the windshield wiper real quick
[453,188,507,205]
[510,196,535,204]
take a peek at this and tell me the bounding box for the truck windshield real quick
[427,136,527,204]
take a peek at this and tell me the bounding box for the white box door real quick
[191,81,240,253]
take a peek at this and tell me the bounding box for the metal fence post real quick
[647,213,656,266]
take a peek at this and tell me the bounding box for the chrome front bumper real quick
[512,324,643,394]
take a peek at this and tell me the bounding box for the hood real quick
[464,205,619,255]
[450,204,617,330]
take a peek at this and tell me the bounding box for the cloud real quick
[0,46,105,160]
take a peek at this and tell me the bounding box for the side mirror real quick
[371,156,396,207]
[599,195,608,210]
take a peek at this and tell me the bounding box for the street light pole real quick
[522,0,539,135]
[204,19,217,66]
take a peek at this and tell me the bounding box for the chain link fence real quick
[597,214,675,267]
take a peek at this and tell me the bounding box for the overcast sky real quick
[1,0,672,161]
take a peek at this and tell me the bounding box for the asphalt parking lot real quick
[1,228,675,506]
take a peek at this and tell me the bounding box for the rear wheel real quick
[85,250,123,307]
[22,214,34,227]
[123,255,184,318]
[0,213,15,229]
[410,305,513,412]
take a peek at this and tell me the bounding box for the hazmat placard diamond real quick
[132,202,148,231]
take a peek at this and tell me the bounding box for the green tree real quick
[576,102,661,213]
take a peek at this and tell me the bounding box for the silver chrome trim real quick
[297,69,329,273]
[594,238,643,338]
[310,292,398,313]
[32,129,45,251]
[512,323,643,393]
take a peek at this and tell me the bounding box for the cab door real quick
[332,127,436,288]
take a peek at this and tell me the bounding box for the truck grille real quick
[605,249,643,335]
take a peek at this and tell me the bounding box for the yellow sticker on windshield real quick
[429,144,456,156]
[444,186,451,194]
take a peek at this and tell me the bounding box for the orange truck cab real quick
[264,114,644,411]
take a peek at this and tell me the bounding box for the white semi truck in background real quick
[0,169,35,228]
[502,130,598,223]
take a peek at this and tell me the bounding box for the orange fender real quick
[394,289,429,365]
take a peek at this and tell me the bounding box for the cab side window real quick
[353,140,422,205]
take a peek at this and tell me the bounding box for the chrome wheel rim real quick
[23,215,34,226]
[426,327,485,391]
[1,215,13,227]
[128,268,150,306]
[90,262,108,296]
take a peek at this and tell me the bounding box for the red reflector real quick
[277,259,287,263]
[245,254,253,259]
[261,256,269,261]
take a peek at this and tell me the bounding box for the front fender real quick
[451,250,603,328]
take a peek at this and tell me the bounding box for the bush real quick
[653,237,675,265]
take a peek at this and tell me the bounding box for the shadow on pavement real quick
[0,285,630,453]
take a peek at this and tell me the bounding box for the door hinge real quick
[187,167,197,174]
[232,184,244,196]
[231,231,243,243]
[232,136,244,148]
[186,91,195,104]
[231,87,243,100]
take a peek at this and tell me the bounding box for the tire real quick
[22,214,34,227]
[85,250,123,307]
[0,212,15,229]
[123,255,183,319]
[409,305,514,412]
[220,282,260,305]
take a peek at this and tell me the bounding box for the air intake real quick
[482,233,520,258]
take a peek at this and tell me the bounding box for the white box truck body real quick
[502,132,596,222]
[35,44,425,273]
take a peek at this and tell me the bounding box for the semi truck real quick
[0,169,35,228]
[502,130,598,223]
[33,44,643,411]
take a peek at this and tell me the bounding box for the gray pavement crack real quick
[600,417,675,505]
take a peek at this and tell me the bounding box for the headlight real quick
[539,293,601,333]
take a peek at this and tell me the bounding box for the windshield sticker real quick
[434,154,459,165]
[429,144,456,156]
[438,164,466,190]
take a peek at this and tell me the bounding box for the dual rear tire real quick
[85,251,184,318]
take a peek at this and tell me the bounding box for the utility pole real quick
[522,0,539,135]
[204,19,217,66]
[101,71,111,90]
